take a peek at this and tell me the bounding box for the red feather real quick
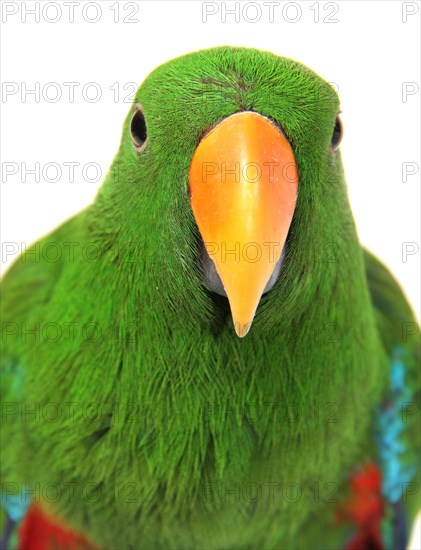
[18,505,99,550]
[336,462,384,550]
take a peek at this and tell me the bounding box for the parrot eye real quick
[331,116,343,152]
[130,106,147,152]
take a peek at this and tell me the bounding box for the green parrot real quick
[1,46,420,550]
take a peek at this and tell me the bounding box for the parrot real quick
[1,46,420,550]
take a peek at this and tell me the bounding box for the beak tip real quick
[234,321,252,338]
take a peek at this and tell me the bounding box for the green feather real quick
[1,46,419,549]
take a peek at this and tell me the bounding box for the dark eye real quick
[130,106,147,151]
[331,115,343,152]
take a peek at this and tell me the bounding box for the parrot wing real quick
[1,211,91,549]
[1,210,91,376]
[336,250,420,550]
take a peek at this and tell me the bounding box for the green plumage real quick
[1,47,419,549]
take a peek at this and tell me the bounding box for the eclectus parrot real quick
[1,47,420,550]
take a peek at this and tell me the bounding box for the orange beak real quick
[189,112,298,337]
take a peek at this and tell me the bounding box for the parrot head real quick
[102,47,344,338]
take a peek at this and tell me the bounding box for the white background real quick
[1,1,420,547]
